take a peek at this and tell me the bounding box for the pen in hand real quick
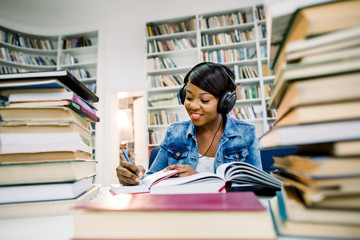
[122,149,142,184]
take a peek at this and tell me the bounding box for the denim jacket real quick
[144,116,262,178]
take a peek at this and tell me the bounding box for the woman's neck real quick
[197,114,224,135]
[196,115,225,157]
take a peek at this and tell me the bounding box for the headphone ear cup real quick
[217,90,236,114]
[179,84,186,105]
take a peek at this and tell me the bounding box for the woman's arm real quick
[144,147,171,177]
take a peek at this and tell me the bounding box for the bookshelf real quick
[146,15,198,148]
[0,25,98,94]
[145,4,276,150]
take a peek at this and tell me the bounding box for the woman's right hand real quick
[116,161,145,186]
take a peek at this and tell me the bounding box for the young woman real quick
[117,62,262,186]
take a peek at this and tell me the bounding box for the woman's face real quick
[184,83,220,127]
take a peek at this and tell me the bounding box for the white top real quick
[195,155,215,173]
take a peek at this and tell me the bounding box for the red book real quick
[77,191,265,211]
[74,192,276,239]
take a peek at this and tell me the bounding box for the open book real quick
[110,169,179,194]
[111,162,282,194]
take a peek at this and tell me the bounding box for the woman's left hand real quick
[164,164,197,177]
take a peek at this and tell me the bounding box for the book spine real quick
[69,101,99,122]
[71,93,97,115]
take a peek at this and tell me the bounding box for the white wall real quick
[0,0,262,186]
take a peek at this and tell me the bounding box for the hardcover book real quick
[268,57,360,108]
[277,186,360,225]
[0,132,92,154]
[0,150,92,164]
[0,184,100,219]
[269,194,360,239]
[9,100,100,122]
[274,72,360,120]
[272,154,360,178]
[0,107,90,128]
[296,140,360,157]
[0,160,96,185]
[0,70,98,102]
[274,100,360,127]
[0,120,92,145]
[8,90,97,115]
[74,192,276,239]
[272,171,360,208]
[0,177,93,204]
[259,119,360,149]
[270,0,360,76]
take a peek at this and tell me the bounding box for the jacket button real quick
[175,152,180,157]
[235,154,239,159]
[217,158,221,162]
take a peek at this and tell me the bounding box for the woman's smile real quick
[190,112,202,120]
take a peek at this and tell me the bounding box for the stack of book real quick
[0,70,101,218]
[261,1,360,239]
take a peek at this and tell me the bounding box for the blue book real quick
[269,192,360,239]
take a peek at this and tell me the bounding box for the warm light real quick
[117,109,134,142]
[117,92,128,99]
[117,110,130,128]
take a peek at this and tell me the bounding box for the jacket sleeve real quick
[143,147,170,178]
[143,124,175,178]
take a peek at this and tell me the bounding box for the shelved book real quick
[74,192,276,240]
[111,162,282,194]
[145,4,278,149]
[147,93,180,107]
[146,18,196,37]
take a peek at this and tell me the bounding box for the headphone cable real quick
[199,117,223,158]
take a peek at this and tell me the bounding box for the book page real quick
[110,184,150,194]
[216,162,282,189]
[110,169,178,194]
[150,172,225,194]
[154,172,224,186]
[142,169,178,187]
